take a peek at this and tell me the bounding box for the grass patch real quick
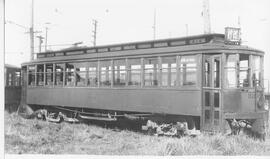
[4,111,270,155]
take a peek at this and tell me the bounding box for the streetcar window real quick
[161,56,177,86]
[28,65,35,86]
[204,57,211,87]
[252,56,261,86]
[179,55,197,86]
[88,62,98,87]
[214,58,220,88]
[36,64,44,86]
[205,91,210,106]
[100,60,112,87]
[8,73,12,86]
[128,58,141,86]
[65,63,75,86]
[113,59,126,87]
[214,92,219,108]
[45,64,53,86]
[239,54,250,87]
[144,57,159,86]
[14,71,21,86]
[55,64,64,86]
[225,54,237,88]
[75,62,87,86]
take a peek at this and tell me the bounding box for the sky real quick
[3,0,270,89]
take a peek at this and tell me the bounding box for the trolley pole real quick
[92,19,97,46]
[45,27,48,51]
[202,0,211,34]
[30,0,34,60]
[152,9,156,40]
[185,24,189,36]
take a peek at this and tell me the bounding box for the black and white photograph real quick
[1,0,270,157]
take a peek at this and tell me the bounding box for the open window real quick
[225,54,237,88]
[239,54,250,87]
[55,63,64,86]
[75,62,87,86]
[100,60,112,87]
[144,57,159,86]
[36,64,44,86]
[179,55,197,86]
[252,56,261,87]
[128,58,141,86]
[65,63,75,86]
[45,64,53,86]
[113,59,126,86]
[161,56,177,87]
[88,62,98,87]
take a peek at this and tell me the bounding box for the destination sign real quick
[123,45,136,50]
[154,42,168,48]
[225,27,241,45]
[97,48,109,52]
[37,54,45,58]
[189,38,206,44]
[55,52,64,56]
[65,51,84,55]
[170,40,186,46]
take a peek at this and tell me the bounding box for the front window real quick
[239,54,250,87]
[225,54,237,88]
[225,54,263,88]
[252,56,261,86]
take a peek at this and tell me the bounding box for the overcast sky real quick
[4,0,270,85]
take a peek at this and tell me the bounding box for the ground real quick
[4,111,270,155]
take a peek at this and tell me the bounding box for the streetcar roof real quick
[22,33,264,65]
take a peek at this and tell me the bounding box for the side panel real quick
[223,89,256,113]
[223,90,241,112]
[26,88,201,116]
[5,87,21,105]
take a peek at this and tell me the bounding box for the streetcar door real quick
[202,54,222,132]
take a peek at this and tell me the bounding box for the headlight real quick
[257,94,265,109]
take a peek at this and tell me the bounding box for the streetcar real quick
[5,64,21,112]
[20,28,269,137]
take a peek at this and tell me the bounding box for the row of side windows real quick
[5,68,21,87]
[27,55,198,87]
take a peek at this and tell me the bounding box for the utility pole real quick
[36,35,44,53]
[152,9,156,40]
[92,19,97,46]
[202,0,211,34]
[30,0,34,60]
[45,27,48,51]
[3,0,5,58]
